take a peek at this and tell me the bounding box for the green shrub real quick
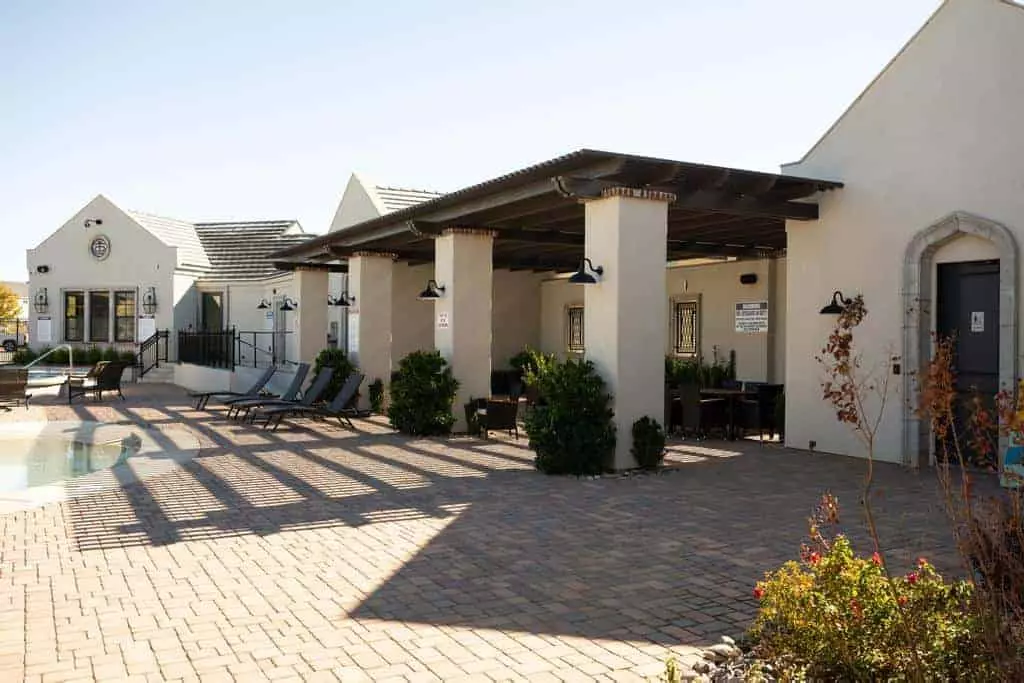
[511,346,556,387]
[120,350,137,363]
[665,353,735,388]
[752,530,992,680]
[84,346,103,365]
[387,351,459,436]
[368,378,384,414]
[631,416,666,470]
[313,348,357,403]
[47,348,69,365]
[102,347,122,362]
[524,359,615,475]
[12,347,37,364]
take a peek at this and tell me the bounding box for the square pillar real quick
[434,228,494,431]
[294,268,329,365]
[348,252,395,410]
[584,188,673,470]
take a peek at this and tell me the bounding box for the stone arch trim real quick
[902,211,1018,467]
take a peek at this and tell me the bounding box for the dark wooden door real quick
[936,260,1000,467]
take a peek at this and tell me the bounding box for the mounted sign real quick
[36,318,51,343]
[970,311,985,333]
[347,312,359,354]
[437,311,450,329]
[735,301,769,333]
[137,316,156,341]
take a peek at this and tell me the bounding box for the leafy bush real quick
[84,346,103,365]
[511,346,557,387]
[313,348,357,403]
[524,359,615,475]
[631,416,666,470]
[102,347,122,362]
[120,350,137,363]
[12,347,37,364]
[665,350,736,388]
[387,351,459,436]
[751,496,993,680]
[368,378,384,414]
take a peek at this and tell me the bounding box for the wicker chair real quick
[68,361,128,403]
[0,367,30,410]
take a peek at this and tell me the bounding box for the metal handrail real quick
[24,344,75,374]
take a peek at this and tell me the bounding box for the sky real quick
[0,0,941,281]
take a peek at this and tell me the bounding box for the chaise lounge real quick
[261,372,364,431]
[189,366,275,410]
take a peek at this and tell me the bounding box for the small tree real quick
[0,285,20,320]
[387,351,459,436]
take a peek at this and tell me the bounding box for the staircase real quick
[137,364,175,384]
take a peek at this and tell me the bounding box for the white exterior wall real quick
[391,262,435,366]
[26,195,177,349]
[492,269,544,368]
[782,0,1024,462]
[539,259,785,381]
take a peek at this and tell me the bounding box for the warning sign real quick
[735,301,769,333]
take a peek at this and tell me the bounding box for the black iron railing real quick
[178,329,235,369]
[236,330,293,368]
[0,318,28,363]
[137,330,170,377]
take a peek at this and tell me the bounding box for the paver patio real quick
[0,383,978,682]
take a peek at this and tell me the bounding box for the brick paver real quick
[0,383,974,681]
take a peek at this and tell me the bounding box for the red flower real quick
[898,596,908,606]
[871,552,882,566]
[906,571,918,585]
[753,586,765,600]
[808,552,821,565]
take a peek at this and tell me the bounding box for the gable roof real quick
[127,210,211,271]
[371,186,443,213]
[193,220,313,281]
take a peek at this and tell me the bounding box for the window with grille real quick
[64,291,84,342]
[673,300,699,356]
[114,291,136,342]
[566,305,584,353]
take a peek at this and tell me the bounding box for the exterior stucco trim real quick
[902,211,1018,468]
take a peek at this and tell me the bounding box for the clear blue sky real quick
[0,0,940,281]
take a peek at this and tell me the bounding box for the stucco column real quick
[434,228,494,431]
[348,252,394,410]
[294,268,329,365]
[584,188,674,470]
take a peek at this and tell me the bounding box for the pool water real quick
[0,434,133,493]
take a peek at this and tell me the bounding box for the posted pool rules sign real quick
[735,301,769,333]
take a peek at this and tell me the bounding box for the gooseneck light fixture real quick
[279,296,298,312]
[33,288,49,315]
[256,298,270,310]
[328,292,355,307]
[819,290,852,315]
[141,287,158,315]
[568,257,604,285]
[417,280,446,301]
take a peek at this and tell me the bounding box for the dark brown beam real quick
[673,191,818,220]
[273,261,348,273]
[454,194,573,226]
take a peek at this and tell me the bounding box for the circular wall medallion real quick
[89,235,111,260]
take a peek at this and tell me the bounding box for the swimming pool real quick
[0,421,200,513]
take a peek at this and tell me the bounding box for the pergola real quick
[273,150,841,470]
[274,149,842,271]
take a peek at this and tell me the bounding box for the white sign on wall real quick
[735,301,769,333]
[138,316,156,341]
[437,311,450,329]
[347,312,359,354]
[36,318,51,343]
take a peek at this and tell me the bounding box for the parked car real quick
[0,324,26,352]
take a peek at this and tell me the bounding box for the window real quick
[88,291,110,342]
[673,300,699,357]
[566,305,584,353]
[114,291,136,342]
[64,291,84,342]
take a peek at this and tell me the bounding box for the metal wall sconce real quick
[328,292,355,307]
[84,218,103,228]
[141,287,158,315]
[820,290,852,315]
[568,258,604,285]
[256,298,270,310]
[279,296,298,312]
[33,288,48,314]
[417,280,446,300]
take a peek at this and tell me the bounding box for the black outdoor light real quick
[820,290,852,315]
[328,292,355,307]
[279,296,298,312]
[417,280,446,300]
[141,287,158,315]
[256,298,270,310]
[83,218,103,228]
[568,257,604,285]
[33,288,48,314]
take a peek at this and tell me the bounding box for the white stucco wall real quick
[329,175,382,233]
[391,262,435,366]
[539,259,784,381]
[492,269,544,368]
[27,195,176,349]
[782,0,1024,462]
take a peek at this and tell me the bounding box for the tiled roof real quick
[372,186,443,214]
[193,220,314,281]
[127,211,211,270]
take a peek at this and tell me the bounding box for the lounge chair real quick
[234,367,334,423]
[68,361,129,403]
[189,366,275,410]
[261,372,364,431]
[0,368,30,410]
[225,363,310,419]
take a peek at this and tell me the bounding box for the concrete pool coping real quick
[0,420,201,514]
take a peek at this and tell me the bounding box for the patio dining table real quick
[699,387,756,440]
